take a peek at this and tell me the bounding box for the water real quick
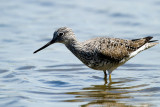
[0,0,160,107]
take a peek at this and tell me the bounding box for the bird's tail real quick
[143,36,159,49]
[129,36,158,58]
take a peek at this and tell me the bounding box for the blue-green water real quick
[0,0,160,107]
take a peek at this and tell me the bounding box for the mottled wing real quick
[97,36,156,62]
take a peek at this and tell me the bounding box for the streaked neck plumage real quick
[65,38,83,57]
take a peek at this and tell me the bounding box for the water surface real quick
[0,0,160,107]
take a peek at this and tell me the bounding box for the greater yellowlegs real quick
[34,27,158,82]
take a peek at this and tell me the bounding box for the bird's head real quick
[53,27,76,44]
[34,27,75,53]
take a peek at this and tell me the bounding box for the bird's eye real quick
[59,32,64,36]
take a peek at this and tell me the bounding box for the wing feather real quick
[97,36,156,62]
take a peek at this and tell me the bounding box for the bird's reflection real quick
[63,78,148,107]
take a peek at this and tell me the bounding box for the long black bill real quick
[33,40,55,54]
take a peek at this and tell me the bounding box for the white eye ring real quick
[59,32,64,36]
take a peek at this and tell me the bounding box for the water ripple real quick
[37,68,86,72]
[139,87,160,93]
[16,66,36,70]
[46,64,84,68]
[42,80,69,87]
[0,69,8,74]
[110,12,135,18]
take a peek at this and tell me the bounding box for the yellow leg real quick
[109,74,111,81]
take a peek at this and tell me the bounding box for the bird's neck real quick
[65,39,83,58]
